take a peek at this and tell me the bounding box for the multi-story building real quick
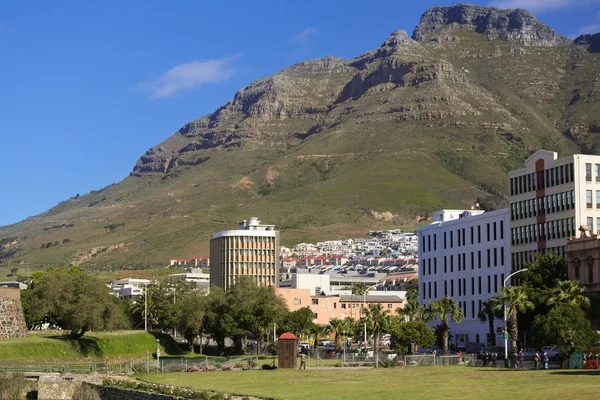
[418,209,511,347]
[567,228,600,296]
[210,217,279,290]
[508,150,600,275]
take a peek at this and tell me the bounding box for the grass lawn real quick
[138,367,600,400]
[0,331,163,362]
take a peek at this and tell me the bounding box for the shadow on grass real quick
[149,331,182,355]
[549,370,600,376]
[46,335,102,357]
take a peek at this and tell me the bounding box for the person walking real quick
[518,348,524,369]
[299,351,307,370]
[543,352,549,370]
[533,351,540,370]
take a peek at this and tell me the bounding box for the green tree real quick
[281,307,314,338]
[547,280,590,309]
[308,324,331,348]
[21,266,129,338]
[328,318,348,349]
[362,303,390,365]
[430,296,464,354]
[388,318,435,354]
[532,303,599,368]
[477,297,503,346]
[494,286,534,358]
[175,288,209,351]
[351,282,367,296]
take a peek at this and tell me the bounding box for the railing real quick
[0,361,135,374]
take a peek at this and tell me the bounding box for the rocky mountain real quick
[1,3,599,272]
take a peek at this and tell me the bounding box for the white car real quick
[541,346,560,360]
[298,341,310,351]
[318,339,332,346]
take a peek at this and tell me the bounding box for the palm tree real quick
[477,297,502,345]
[328,318,347,349]
[547,280,590,308]
[493,286,534,359]
[430,296,464,354]
[362,304,390,366]
[351,283,367,295]
[398,303,434,323]
[308,324,331,348]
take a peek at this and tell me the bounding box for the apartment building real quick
[418,209,511,346]
[210,217,279,290]
[508,150,600,274]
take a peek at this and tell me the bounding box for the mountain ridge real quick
[1,3,599,272]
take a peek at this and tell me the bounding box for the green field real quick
[138,367,600,400]
[0,331,164,362]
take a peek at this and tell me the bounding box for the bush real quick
[73,384,101,400]
[0,373,30,400]
[214,363,222,369]
[203,365,218,372]
[187,365,201,372]
[397,360,405,367]
[221,364,233,371]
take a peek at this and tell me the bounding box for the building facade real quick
[508,150,600,275]
[567,228,600,296]
[210,217,280,290]
[418,209,511,347]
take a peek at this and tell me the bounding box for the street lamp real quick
[503,268,528,360]
[362,283,378,347]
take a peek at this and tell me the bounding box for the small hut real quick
[278,332,298,369]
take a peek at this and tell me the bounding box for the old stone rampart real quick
[0,287,27,339]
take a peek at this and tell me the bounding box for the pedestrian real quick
[299,351,307,370]
[492,351,497,368]
[518,348,524,369]
[533,351,540,370]
[543,352,549,370]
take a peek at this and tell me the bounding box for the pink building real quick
[276,288,404,325]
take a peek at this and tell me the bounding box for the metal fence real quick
[0,361,136,374]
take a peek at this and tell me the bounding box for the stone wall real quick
[33,373,103,400]
[93,385,185,400]
[0,287,27,339]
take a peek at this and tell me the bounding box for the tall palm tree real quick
[398,303,435,323]
[547,280,590,308]
[493,286,534,358]
[430,296,464,354]
[477,297,503,345]
[362,303,390,366]
[309,324,331,348]
[351,283,367,295]
[328,318,346,349]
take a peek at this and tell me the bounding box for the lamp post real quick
[503,268,528,360]
[362,284,378,347]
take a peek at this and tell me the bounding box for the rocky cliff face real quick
[412,4,570,46]
[575,33,600,53]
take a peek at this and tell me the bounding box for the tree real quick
[22,266,129,338]
[477,297,502,345]
[281,307,314,338]
[400,279,434,323]
[351,282,367,296]
[493,286,534,358]
[328,318,347,349]
[430,296,464,354]
[532,303,599,368]
[175,288,209,350]
[362,303,390,366]
[547,280,590,309]
[308,324,331,348]
[388,318,434,354]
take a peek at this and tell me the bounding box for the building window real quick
[596,164,600,182]
[588,217,594,232]
[294,298,302,305]
[574,258,581,280]
[588,256,594,284]
[471,226,474,244]
[388,304,393,309]
[312,299,319,305]
[333,303,337,309]
[587,190,593,209]
[341,303,346,309]
[494,275,498,293]
[444,280,448,296]
[586,163,592,181]
[471,277,475,295]
[478,226,481,243]
[450,280,454,297]
[434,282,437,298]
[434,234,437,251]
[313,313,318,319]
[478,276,482,294]
[487,275,491,294]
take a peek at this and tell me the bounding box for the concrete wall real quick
[35,373,102,400]
[0,287,27,339]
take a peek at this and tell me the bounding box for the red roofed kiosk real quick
[278,332,298,369]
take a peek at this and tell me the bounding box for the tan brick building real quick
[210,217,279,289]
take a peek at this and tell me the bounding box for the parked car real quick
[523,348,537,360]
[318,339,332,346]
[298,341,310,351]
[541,346,560,360]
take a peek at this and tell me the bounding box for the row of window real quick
[511,218,576,246]
[511,246,565,272]
[585,190,600,210]
[421,221,505,253]
[509,163,574,196]
[572,256,595,284]
[421,248,506,276]
[585,163,600,182]
[422,273,505,300]
[510,191,575,221]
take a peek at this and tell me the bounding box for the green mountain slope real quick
[1,4,599,272]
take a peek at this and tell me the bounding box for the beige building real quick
[277,288,404,325]
[567,227,600,296]
[210,217,279,289]
[509,150,600,279]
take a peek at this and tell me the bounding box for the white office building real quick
[509,150,600,275]
[418,209,511,347]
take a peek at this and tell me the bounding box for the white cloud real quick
[573,22,600,37]
[138,54,241,99]
[489,0,599,12]
[290,28,318,44]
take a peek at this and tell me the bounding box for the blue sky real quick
[1,0,599,227]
